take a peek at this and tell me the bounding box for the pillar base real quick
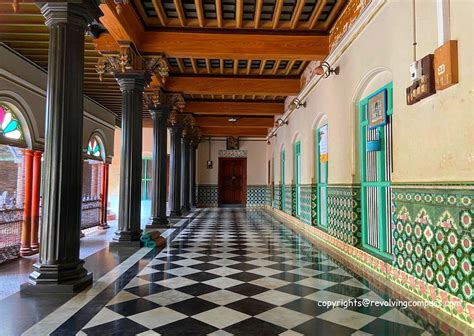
[20,247,34,257]
[169,210,182,217]
[99,223,110,230]
[111,230,142,248]
[21,261,92,294]
[146,216,169,229]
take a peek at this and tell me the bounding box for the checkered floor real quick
[80,209,430,336]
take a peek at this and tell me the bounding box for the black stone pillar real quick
[181,133,191,212]
[22,1,99,293]
[112,72,150,245]
[189,142,197,207]
[168,125,182,217]
[147,106,170,228]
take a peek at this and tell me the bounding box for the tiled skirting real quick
[392,186,473,304]
[264,205,473,334]
[196,185,269,207]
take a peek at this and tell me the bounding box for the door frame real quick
[218,157,247,206]
[316,125,328,229]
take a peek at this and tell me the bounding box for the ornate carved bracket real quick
[96,41,169,82]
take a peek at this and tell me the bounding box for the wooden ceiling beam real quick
[321,0,347,30]
[95,31,328,60]
[185,100,283,116]
[199,126,268,137]
[164,76,299,95]
[195,116,274,128]
[98,2,144,44]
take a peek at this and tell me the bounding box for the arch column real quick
[22,1,100,293]
[30,150,42,253]
[20,149,33,256]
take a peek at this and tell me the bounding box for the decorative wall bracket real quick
[96,41,169,82]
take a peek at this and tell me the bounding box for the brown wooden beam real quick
[199,126,268,137]
[164,76,299,95]
[95,31,328,61]
[195,116,274,128]
[185,100,283,116]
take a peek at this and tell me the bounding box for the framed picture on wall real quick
[226,136,239,150]
[367,88,387,129]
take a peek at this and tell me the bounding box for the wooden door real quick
[218,158,246,205]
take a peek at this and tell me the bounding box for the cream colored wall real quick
[197,139,268,185]
[269,0,474,184]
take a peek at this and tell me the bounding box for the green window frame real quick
[316,125,328,228]
[359,82,393,261]
[281,149,285,210]
[294,141,301,218]
[142,157,152,200]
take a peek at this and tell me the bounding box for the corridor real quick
[24,209,430,335]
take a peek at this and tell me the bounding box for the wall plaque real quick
[367,89,387,129]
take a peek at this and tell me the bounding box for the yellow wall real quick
[268,0,474,184]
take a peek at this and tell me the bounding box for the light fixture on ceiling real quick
[314,61,339,78]
[289,97,306,110]
[228,116,240,123]
[276,118,288,127]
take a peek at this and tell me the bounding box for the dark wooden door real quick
[218,158,246,205]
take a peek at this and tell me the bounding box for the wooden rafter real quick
[151,0,167,26]
[191,58,199,73]
[236,0,243,28]
[259,60,266,75]
[215,0,223,27]
[254,0,263,29]
[219,59,224,74]
[285,60,296,75]
[246,60,252,75]
[233,60,239,74]
[272,60,281,75]
[308,0,327,29]
[173,0,186,26]
[272,0,284,29]
[205,58,211,73]
[195,0,205,27]
[321,0,346,30]
[290,0,305,29]
[176,58,185,72]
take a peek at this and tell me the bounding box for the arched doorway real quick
[0,102,39,263]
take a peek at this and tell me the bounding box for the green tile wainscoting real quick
[327,185,362,247]
[284,185,294,216]
[196,184,269,207]
[392,186,473,304]
[273,185,282,210]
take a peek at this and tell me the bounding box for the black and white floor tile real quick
[75,209,431,336]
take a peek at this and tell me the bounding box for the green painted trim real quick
[294,141,301,218]
[316,125,328,229]
[142,158,152,200]
[359,81,393,259]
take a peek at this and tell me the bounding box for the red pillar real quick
[100,163,110,229]
[20,149,33,256]
[91,163,98,197]
[30,151,42,253]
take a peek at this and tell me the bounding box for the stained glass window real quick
[0,104,23,141]
[87,136,103,160]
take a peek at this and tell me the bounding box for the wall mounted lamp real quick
[315,61,339,78]
[289,97,306,110]
[275,118,288,127]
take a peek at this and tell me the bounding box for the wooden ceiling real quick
[0,0,348,138]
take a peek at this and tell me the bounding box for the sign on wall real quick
[367,89,387,129]
[319,124,328,163]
